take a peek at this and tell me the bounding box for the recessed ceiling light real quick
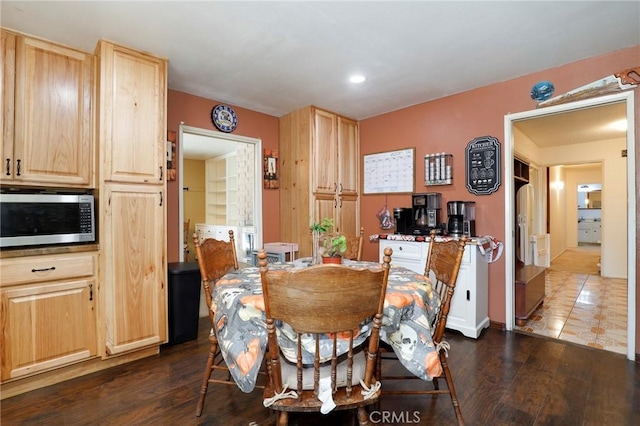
[349,75,366,84]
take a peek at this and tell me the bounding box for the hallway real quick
[514,245,627,355]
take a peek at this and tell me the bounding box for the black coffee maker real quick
[447,201,476,237]
[393,207,412,234]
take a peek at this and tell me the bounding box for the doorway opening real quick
[504,91,636,360]
[178,125,263,264]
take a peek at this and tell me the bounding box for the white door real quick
[532,233,551,267]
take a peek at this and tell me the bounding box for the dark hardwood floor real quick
[2,318,638,425]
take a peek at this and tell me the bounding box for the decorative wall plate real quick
[211,104,238,132]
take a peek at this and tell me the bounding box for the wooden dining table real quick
[210,258,442,393]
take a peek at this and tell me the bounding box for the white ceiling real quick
[2,1,638,123]
[2,1,635,156]
[513,101,628,148]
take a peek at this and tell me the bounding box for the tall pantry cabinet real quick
[95,40,168,355]
[279,106,360,257]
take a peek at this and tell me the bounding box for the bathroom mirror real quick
[577,183,602,209]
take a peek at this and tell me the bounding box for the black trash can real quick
[166,262,202,345]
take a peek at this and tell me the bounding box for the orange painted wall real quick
[166,46,639,349]
[359,45,640,329]
[166,90,280,263]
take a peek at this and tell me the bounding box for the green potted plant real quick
[319,233,347,264]
[310,217,347,264]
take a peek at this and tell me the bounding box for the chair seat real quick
[279,350,366,390]
[265,351,380,413]
[264,383,380,412]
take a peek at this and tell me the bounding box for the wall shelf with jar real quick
[424,153,453,185]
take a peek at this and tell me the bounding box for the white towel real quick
[318,376,336,414]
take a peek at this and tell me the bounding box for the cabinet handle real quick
[5,159,10,175]
[339,198,342,208]
[16,159,21,176]
[89,283,93,301]
[159,166,163,181]
[159,191,163,206]
[334,198,337,208]
[466,290,470,301]
[339,183,343,193]
[32,266,56,273]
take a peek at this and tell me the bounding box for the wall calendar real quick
[363,148,415,194]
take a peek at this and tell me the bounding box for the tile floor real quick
[514,245,628,355]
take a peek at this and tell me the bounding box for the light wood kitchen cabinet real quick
[1,30,16,175]
[0,252,97,381]
[280,106,360,257]
[96,40,166,184]
[101,185,167,355]
[95,39,168,356]
[1,29,94,187]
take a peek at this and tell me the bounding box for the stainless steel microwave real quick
[0,192,96,248]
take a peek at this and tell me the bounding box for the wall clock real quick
[211,104,238,133]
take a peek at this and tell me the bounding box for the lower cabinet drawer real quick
[0,253,96,287]
[380,240,423,260]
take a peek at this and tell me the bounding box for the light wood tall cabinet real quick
[0,252,97,381]
[1,29,94,187]
[280,106,360,257]
[95,40,168,355]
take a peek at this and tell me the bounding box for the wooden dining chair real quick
[376,231,468,425]
[193,229,242,417]
[258,247,392,426]
[343,226,365,261]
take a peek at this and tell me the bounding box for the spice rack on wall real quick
[424,153,453,186]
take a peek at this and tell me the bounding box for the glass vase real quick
[312,232,321,264]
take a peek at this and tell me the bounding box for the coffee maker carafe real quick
[447,201,464,236]
[415,207,427,226]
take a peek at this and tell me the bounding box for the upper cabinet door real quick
[97,41,167,184]
[337,116,358,196]
[312,108,338,194]
[7,34,94,186]
[1,30,16,180]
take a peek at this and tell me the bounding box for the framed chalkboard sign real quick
[465,136,501,195]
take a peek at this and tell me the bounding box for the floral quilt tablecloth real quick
[211,258,442,393]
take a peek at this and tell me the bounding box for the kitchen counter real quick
[0,244,99,259]
[370,233,481,245]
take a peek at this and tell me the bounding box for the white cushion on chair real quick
[280,350,366,390]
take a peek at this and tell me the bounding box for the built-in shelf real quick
[514,158,529,182]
